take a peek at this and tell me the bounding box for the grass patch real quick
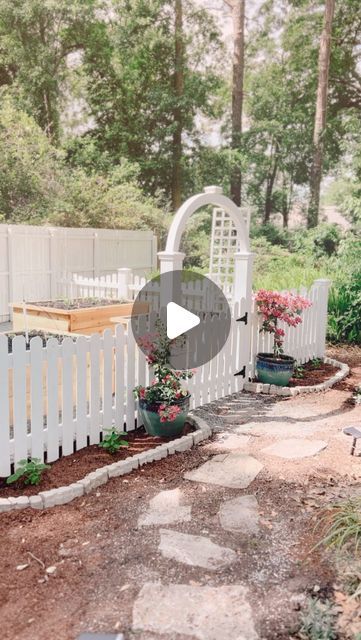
[298,598,338,640]
[315,498,361,553]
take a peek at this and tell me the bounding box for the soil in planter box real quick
[30,298,127,310]
[5,330,77,353]
[0,424,194,497]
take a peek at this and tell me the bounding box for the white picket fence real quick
[0,280,329,476]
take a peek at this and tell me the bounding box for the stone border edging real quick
[243,357,349,397]
[0,415,213,514]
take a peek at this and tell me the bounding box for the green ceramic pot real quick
[256,353,295,387]
[138,395,190,438]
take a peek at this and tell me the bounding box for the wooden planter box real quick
[10,301,148,335]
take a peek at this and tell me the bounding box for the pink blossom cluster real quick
[158,404,181,423]
[136,332,160,364]
[255,289,312,355]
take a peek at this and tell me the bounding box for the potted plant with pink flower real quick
[134,321,194,437]
[254,289,312,386]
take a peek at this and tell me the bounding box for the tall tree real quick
[172,0,184,211]
[82,0,223,203]
[0,0,97,143]
[307,0,336,228]
[225,0,245,206]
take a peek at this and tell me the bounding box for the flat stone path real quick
[133,583,259,640]
[184,452,263,489]
[261,438,328,459]
[138,488,191,526]
[219,495,260,534]
[132,388,341,638]
[158,529,237,569]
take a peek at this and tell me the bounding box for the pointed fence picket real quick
[0,280,329,476]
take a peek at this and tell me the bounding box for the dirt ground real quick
[0,345,360,640]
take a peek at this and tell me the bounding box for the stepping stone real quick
[219,495,259,534]
[261,438,328,460]
[158,529,237,569]
[184,453,263,489]
[138,488,191,526]
[133,583,258,640]
[240,421,318,438]
[206,434,250,452]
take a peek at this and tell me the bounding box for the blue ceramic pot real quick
[138,395,190,437]
[256,353,295,387]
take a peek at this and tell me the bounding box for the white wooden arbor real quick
[158,186,254,306]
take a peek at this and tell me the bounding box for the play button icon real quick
[166,302,200,340]
[131,270,231,370]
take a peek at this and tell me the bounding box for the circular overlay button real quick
[130,270,231,370]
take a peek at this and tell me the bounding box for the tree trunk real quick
[307,0,335,228]
[264,153,278,224]
[171,0,184,212]
[226,0,245,207]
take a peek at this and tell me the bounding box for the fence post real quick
[313,279,331,358]
[233,252,255,305]
[117,268,132,300]
[49,229,57,299]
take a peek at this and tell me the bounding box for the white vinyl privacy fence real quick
[0,280,329,476]
[0,225,157,322]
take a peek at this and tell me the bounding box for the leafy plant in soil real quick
[293,363,305,379]
[7,459,50,486]
[99,428,129,454]
[298,598,338,640]
[315,498,361,553]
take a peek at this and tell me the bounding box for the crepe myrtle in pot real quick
[134,320,195,437]
[254,290,312,386]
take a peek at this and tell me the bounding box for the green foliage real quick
[6,458,50,486]
[298,598,337,640]
[0,95,63,222]
[327,237,361,344]
[316,498,361,553]
[99,428,129,454]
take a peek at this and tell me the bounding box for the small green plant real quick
[99,428,129,454]
[6,458,50,486]
[298,598,337,640]
[294,363,305,379]
[315,498,361,553]
[353,385,361,405]
[310,358,322,369]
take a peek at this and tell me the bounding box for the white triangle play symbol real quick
[166,302,200,340]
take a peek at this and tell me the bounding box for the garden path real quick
[0,347,360,640]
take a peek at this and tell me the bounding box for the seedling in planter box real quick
[99,428,129,454]
[7,459,50,486]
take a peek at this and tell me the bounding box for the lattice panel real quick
[209,208,238,298]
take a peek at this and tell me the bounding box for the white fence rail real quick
[0,225,157,322]
[0,280,329,476]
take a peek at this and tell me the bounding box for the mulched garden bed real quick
[0,423,194,498]
[30,298,126,310]
[288,360,339,387]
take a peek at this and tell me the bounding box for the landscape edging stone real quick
[0,414,213,514]
[244,357,349,396]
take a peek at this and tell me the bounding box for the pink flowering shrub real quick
[255,289,312,356]
[134,320,194,423]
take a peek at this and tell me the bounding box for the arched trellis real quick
[158,186,254,306]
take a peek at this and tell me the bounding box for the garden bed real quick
[10,298,149,335]
[0,424,195,497]
[289,360,338,386]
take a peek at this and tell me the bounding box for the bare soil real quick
[0,424,194,497]
[289,360,338,386]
